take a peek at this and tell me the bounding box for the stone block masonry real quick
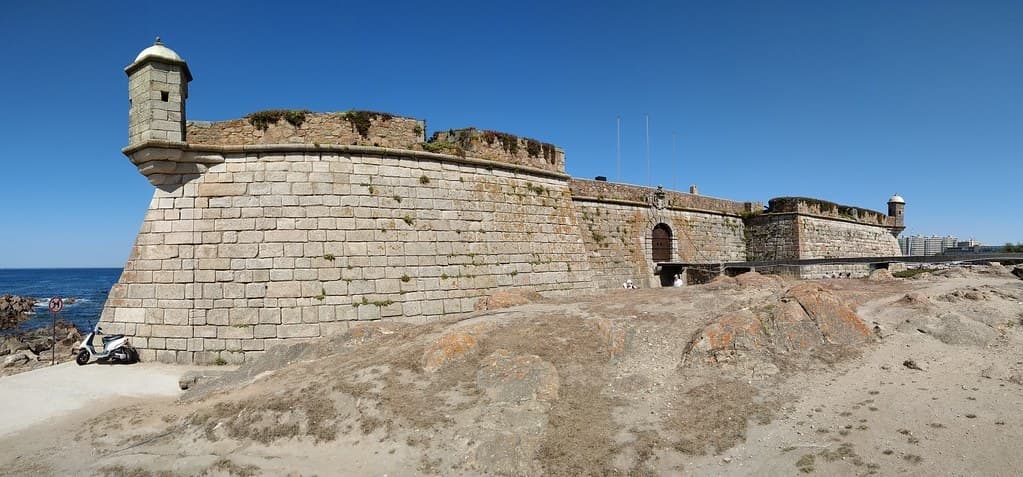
[111,40,908,363]
[571,200,750,288]
[187,111,425,149]
[103,147,595,364]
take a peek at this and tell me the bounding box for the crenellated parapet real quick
[763,197,895,227]
[569,179,760,215]
[428,128,565,173]
[187,111,426,149]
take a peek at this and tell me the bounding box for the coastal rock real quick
[0,295,37,330]
[26,337,54,354]
[0,337,30,356]
[3,350,38,368]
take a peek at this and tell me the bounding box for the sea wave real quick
[32,297,85,308]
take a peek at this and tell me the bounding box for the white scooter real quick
[76,324,138,365]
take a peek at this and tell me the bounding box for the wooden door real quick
[652,224,672,262]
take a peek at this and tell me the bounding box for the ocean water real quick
[0,268,122,335]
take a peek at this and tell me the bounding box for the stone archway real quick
[651,223,672,263]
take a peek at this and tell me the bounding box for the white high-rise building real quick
[899,235,958,256]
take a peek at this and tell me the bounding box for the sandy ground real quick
[0,266,1020,476]
[0,362,196,438]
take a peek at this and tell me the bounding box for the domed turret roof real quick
[125,37,191,81]
[888,194,905,204]
[133,37,184,63]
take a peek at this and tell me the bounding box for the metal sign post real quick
[48,297,63,366]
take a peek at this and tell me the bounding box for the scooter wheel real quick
[125,347,139,364]
[75,349,90,366]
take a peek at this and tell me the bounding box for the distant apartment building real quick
[898,235,961,256]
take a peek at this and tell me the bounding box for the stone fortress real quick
[103,40,906,364]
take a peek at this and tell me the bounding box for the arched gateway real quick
[651,223,672,262]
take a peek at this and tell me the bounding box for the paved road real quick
[0,362,195,438]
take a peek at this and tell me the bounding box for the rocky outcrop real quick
[0,321,83,375]
[867,268,896,281]
[0,295,36,330]
[3,349,38,368]
[421,322,495,372]
[684,284,873,365]
[474,289,544,311]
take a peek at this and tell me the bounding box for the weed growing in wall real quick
[420,141,466,158]
[340,110,393,138]
[246,109,311,130]
[323,254,336,261]
[526,183,547,196]
[419,175,430,184]
[481,130,519,155]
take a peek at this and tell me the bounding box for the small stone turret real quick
[887,194,905,237]
[123,39,217,187]
[125,37,191,146]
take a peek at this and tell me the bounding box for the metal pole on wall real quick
[645,114,651,187]
[672,132,676,191]
[616,116,621,182]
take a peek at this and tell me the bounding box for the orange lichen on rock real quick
[420,322,496,373]
[592,318,629,362]
[474,289,544,311]
[685,284,873,365]
[421,332,479,373]
[784,284,873,345]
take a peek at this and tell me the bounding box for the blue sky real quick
[1,0,1021,267]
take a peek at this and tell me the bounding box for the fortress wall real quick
[745,214,800,261]
[746,212,900,278]
[102,148,595,364]
[569,179,758,214]
[186,112,425,148]
[570,201,647,288]
[430,129,565,174]
[766,197,893,228]
[570,196,748,288]
[797,215,900,259]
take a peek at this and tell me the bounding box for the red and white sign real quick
[48,297,63,313]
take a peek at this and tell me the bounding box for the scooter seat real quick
[102,334,125,343]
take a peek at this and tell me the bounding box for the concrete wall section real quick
[102,149,595,364]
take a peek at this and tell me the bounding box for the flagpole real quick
[645,114,651,187]
[616,116,621,182]
[673,132,678,191]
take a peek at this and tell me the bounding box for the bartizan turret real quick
[887,194,906,237]
[123,38,221,186]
